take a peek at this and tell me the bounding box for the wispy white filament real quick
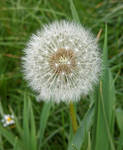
[22,20,102,103]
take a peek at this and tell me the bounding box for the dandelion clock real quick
[22,20,101,103]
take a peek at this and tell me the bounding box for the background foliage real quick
[0,0,122,150]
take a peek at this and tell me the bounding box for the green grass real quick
[0,0,123,150]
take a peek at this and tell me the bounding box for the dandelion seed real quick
[22,20,102,103]
[55,63,58,67]
[75,48,79,52]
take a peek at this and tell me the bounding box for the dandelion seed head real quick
[22,20,102,103]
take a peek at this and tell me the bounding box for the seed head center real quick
[49,48,76,74]
[59,56,69,64]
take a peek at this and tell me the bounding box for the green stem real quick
[69,102,78,133]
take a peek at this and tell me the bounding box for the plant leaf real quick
[68,105,94,150]
[93,24,115,150]
[116,108,123,150]
[38,102,52,150]
[69,0,80,23]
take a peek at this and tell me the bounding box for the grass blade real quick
[94,24,115,150]
[69,0,80,23]
[38,102,52,150]
[0,125,16,145]
[29,99,37,150]
[116,108,123,150]
[68,104,94,150]
[23,93,30,150]
[0,125,22,148]
[87,132,91,150]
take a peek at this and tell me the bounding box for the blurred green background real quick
[0,0,122,150]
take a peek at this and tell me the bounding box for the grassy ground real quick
[0,0,123,150]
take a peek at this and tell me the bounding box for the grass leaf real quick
[69,0,80,23]
[38,102,52,150]
[94,24,115,150]
[29,98,37,150]
[68,104,94,150]
[0,125,22,148]
[116,108,123,150]
[23,93,30,150]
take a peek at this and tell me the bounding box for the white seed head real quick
[22,20,102,103]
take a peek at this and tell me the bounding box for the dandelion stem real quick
[69,102,78,133]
